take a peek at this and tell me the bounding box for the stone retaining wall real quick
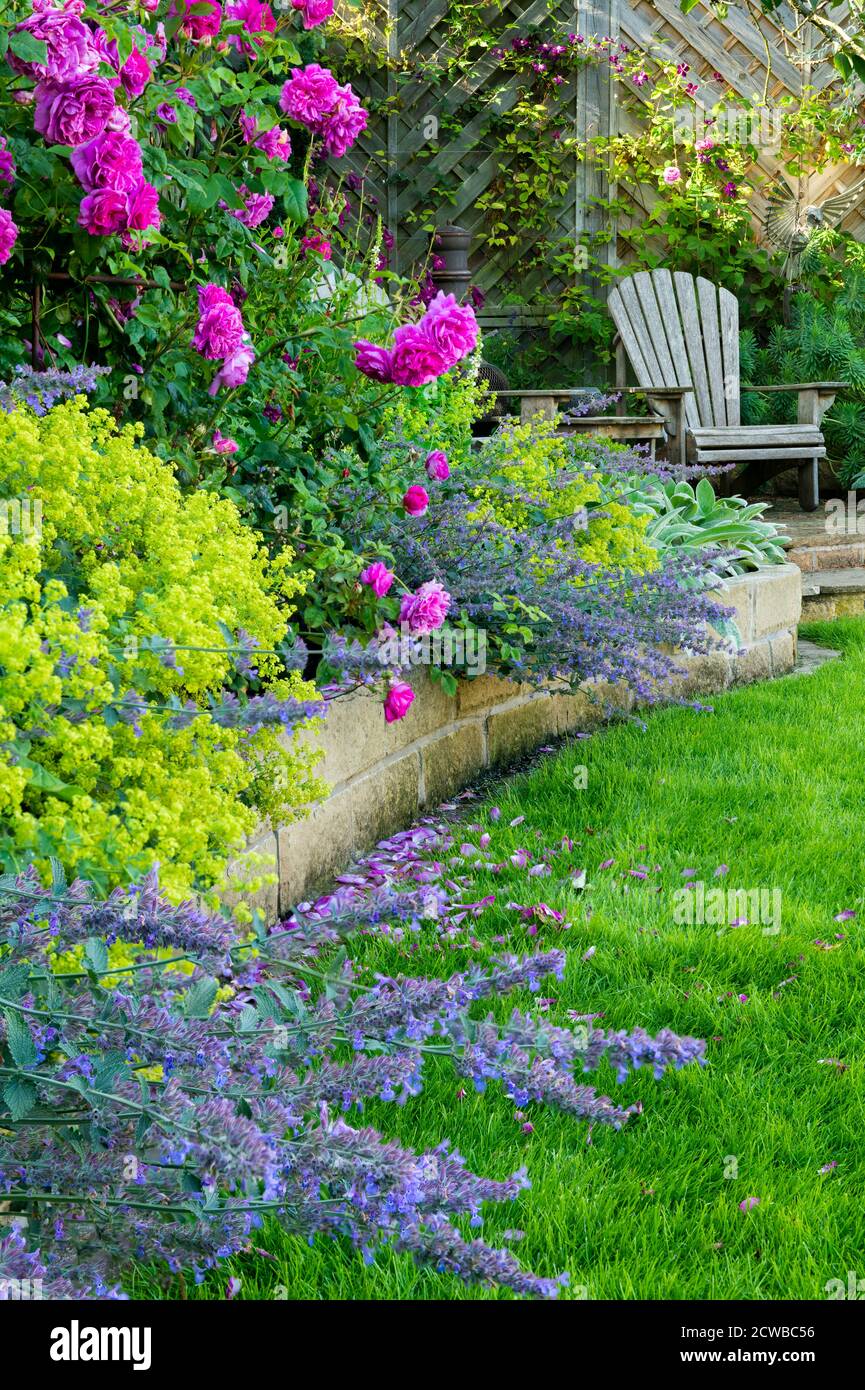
[232,563,802,921]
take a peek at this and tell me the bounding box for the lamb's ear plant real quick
[0,849,706,1301]
[623,477,791,575]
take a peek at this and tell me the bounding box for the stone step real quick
[788,639,843,676]
[806,568,865,595]
[800,567,865,620]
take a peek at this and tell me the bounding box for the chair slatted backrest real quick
[608,270,740,429]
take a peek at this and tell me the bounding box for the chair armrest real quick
[740,382,846,393]
[741,381,845,427]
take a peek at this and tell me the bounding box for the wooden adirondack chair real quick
[608,269,844,510]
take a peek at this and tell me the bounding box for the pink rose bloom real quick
[695,137,714,152]
[213,430,239,453]
[399,580,450,634]
[354,340,393,382]
[0,207,18,265]
[384,681,415,723]
[226,0,276,53]
[291,0,334,28]
[126,180,161,233]
[420,291,478,366]
[320,84,368,157]
[71,132,142,193]
[78,186,129,235]
[193,283,245,359]
[390,323,450,387]
[359,561,394,597]
[279,63,339,126]
[8,9,98,83]
[170,0,222,39]
[402,484,429,516]
[119,47,152,99]
[662,165,681,184]
[34,75,116,148]
[301,233,331,258]
[425,450,450,480]
[105,105,132,135]
[0,137,16,185]
[208,341,255,394]
[226,187,274,228]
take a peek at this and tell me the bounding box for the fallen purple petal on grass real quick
[582,945,596,961]
[598,858,615,871]
[833,909,856,921]
[714,864,729,878]
[739,1197,760,1212]
[819,1161,837,1174]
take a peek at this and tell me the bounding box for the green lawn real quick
[131,618,865,1301]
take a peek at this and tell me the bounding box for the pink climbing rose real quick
[279,64,340,126]
[359,561,394,597]
[402,485,430,516]
[662,165,681,184]
[170,0,223,39]
[119,46,152,99]
[34,75,116,147]
[425,450,450,480]
[421,291,478,366]
[384,682,415,723]
[8,7,99,84]
[354,340,392,382]
[213,430,239,453]
[208,342,255,395]
[226,0,276,54]
[399,581,451,635]
[192,284,245,360]
[0,207,18,265]
[71,132,143,194]
[291,0,334,28]
[390,324,450,387]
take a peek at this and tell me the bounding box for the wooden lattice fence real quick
[336,1,865,348]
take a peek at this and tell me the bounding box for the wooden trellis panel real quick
[337,1,865,331]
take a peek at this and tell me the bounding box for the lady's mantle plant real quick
[0,822,707,1300]
[0,396,324,900]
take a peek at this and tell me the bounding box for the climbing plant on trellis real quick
[333,0,865,362]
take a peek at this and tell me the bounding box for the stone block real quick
[671,650,733,698]
[750,564,802,639]
[422,723,486,807]
[833,593,865,617]
[487,695,558,766]
[768,629,796,675]
[730,638,772,686]
[277,790,357,915]
[457,672,528,716]
[713,575,754,644]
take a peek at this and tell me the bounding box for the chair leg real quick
[798,457,819,512]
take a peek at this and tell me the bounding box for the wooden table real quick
[489,387,690,457]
